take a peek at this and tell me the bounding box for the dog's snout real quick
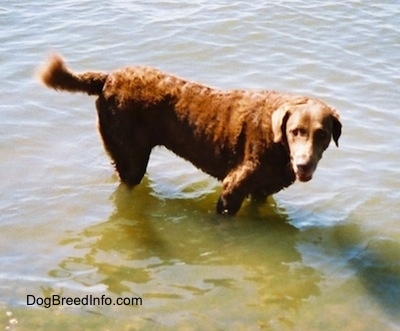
[296,161,313,173]
[292,155,315,182]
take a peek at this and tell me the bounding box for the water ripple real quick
[1,1,399,329]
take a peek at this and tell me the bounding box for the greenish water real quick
[1,1,399,330]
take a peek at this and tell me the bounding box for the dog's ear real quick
[272,104,291,143]
[330,108,342,147]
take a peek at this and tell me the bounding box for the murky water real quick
[1,1,400,330]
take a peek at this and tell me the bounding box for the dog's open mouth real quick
[293,163,314,182]
[291,159,315,182]
[297,172,313,182]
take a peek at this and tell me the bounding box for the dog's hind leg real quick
[99,125,152,187]
[114,148,151,187]
[96,97,152,187]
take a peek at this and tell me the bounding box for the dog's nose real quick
[295,161,314,182]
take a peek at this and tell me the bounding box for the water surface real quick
[1,1,400,330]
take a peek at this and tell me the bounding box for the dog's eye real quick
[292,128,306,137]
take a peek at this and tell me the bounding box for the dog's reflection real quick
[51,182,321,312]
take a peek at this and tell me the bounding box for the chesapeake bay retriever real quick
[39,54,341,215]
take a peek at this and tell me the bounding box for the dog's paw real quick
[216,197,237,216]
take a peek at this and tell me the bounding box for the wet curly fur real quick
[39,53,341,215]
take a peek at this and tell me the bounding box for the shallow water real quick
[1,1,400,330]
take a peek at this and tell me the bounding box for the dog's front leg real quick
[216,162,257,215]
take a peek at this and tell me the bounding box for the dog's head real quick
[272,98,341,182]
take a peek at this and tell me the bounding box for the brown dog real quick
[39,54,341,215]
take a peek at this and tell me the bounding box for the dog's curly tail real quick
[38,53,107,96]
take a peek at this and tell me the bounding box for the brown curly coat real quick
[39,54,341,215]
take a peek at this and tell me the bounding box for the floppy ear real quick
[271,104,291,143]
[330,108,342,147]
